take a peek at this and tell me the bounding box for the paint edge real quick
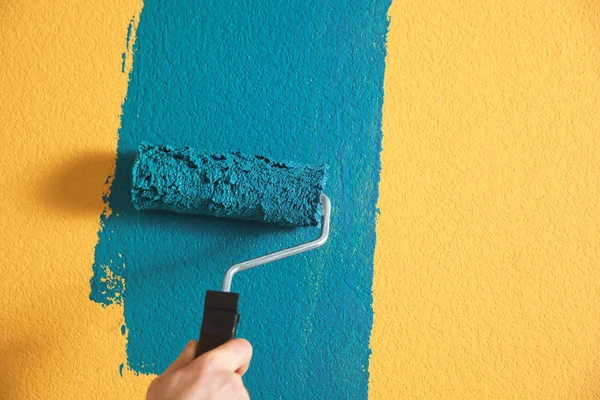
[88,1,145,375]
[367,3,395,398]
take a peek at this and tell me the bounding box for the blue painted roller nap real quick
[91,0,390,398]
[131,143,327,227]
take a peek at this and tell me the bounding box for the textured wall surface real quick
[0,1,151,399]
[371,0,600,398]
[2,0,600,399]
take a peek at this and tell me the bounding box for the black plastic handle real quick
[195,290,240,357]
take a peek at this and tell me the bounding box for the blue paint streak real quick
[121,52,127,73]
[92,1,390,398]
[122,18,135,73]
[125,18,134,51]
[119,363,124,377]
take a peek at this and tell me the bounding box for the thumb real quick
[164,340,198,373]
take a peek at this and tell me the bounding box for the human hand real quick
[146,339,253,400]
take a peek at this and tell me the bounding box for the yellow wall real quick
[1,0,600,398]
[0,1,150,398]
[372,0,600,398]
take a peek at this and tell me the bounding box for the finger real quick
[192,338,252,374]
[234,340,252,375]
[164,340,197,373]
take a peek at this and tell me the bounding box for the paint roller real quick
[131,143,330,357]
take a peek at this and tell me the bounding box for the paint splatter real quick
[121,17,136,73]
[125,17,134,51]
[121,53,127,73]
[92,0,390,397]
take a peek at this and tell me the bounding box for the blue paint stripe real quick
[92,1,390,397]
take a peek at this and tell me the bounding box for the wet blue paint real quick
[131,143,327,227]
[91,1,390,398]
[119,363,124,377]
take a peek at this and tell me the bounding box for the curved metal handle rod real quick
[221,194,331,292]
